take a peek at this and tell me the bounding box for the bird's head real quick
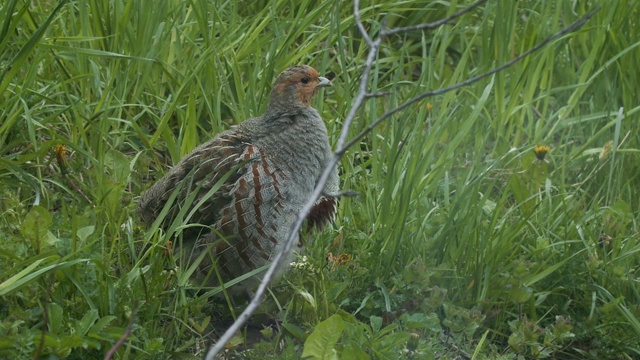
[265,65,331,117]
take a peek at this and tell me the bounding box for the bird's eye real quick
[301,76,310,84]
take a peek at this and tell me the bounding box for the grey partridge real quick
[137,65,339,292]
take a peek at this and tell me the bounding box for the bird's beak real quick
[317,76,332,87]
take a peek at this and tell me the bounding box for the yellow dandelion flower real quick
[54,144,68,172]
[418,101,433,111]
[533,145,550,161]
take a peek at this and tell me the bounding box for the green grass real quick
[1,0,639,359]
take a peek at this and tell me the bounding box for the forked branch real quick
[205,2,599,358]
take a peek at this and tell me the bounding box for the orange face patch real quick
[273,66,322,107]
[294,70,321,106]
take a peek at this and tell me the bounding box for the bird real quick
[137,65,339,293]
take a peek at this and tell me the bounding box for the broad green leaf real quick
[302,314,345,360]
[282,322,308,342]
[341,344,370,360]
[20,205,52,242]
[77,309,99,336]
[369,315,383,333]
[49,302,64,334]
[76,225,96,242]
[104,149,131,184]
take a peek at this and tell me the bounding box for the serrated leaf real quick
[402,312,441,332]
[302,314,344,360]
[89,315,117,338]
[507,286,533,304]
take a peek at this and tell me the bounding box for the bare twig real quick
[382,0,488,36]
[365,91,393,98]
[104,306,137,360]
[353,0,372,45]
[204,2,599,358]
[33,281,54,360]
[326,190,360,198]
[341,5,601,153]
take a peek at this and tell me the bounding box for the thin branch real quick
[353,0,372,46]
[336,41,381,150]
[104,306,137,360]
[204,3,599,359]
[325,190,360,198]
[33,281,54,360]
[365,91,393,98]
[382,0,488,36]
[341,6,601,153]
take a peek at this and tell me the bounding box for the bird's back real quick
[136,126,253,232]
[136,121,297,288]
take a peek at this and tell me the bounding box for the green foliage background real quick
[1,0,639,359]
